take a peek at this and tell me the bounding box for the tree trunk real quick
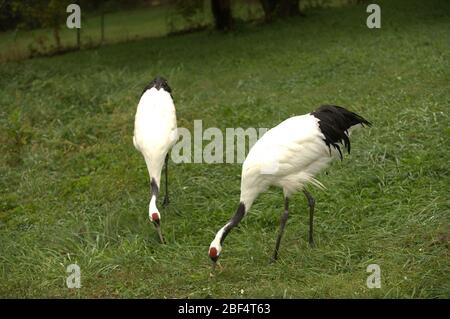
[260,0,301,21]
[278,0,300,17]
[211,0,232,31]
[260,0,278,22]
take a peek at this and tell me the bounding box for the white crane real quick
[208,105,371,268]
[133,76,178,244]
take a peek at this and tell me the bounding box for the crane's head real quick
[149,210,165,244]
[150,76,172,93]
[208,239,222,271]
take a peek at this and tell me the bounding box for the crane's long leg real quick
[272,197,289,262]
[302,189,315,247]
[162,154,170,207]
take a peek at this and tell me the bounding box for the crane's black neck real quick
[220,202,246,244]
[151,178,159,197]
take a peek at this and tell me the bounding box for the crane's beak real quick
[209,247,219,274]
[151,216,165,244]
[210,259,223,277]
[209,260,217,278]
[155,223,165,244]
[210,257,220,274]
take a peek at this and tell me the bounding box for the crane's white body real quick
[239,114,334,211]
[209,105,370,263]
[133,87,178,220]
[210,114,336,254]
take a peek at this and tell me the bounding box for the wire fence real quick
[0,0,363,63]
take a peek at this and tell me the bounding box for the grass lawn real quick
[0,0,449,298]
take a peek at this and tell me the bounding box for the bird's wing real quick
[241,114,332,198]
[244,115,329,177]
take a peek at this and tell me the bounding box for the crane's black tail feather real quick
[311,105,371,159]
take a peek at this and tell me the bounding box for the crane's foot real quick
[270,255,279,264]
[309,238,315,248]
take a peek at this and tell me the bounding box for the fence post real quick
[77,28,81,49]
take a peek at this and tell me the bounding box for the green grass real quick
[0,0,449,298]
